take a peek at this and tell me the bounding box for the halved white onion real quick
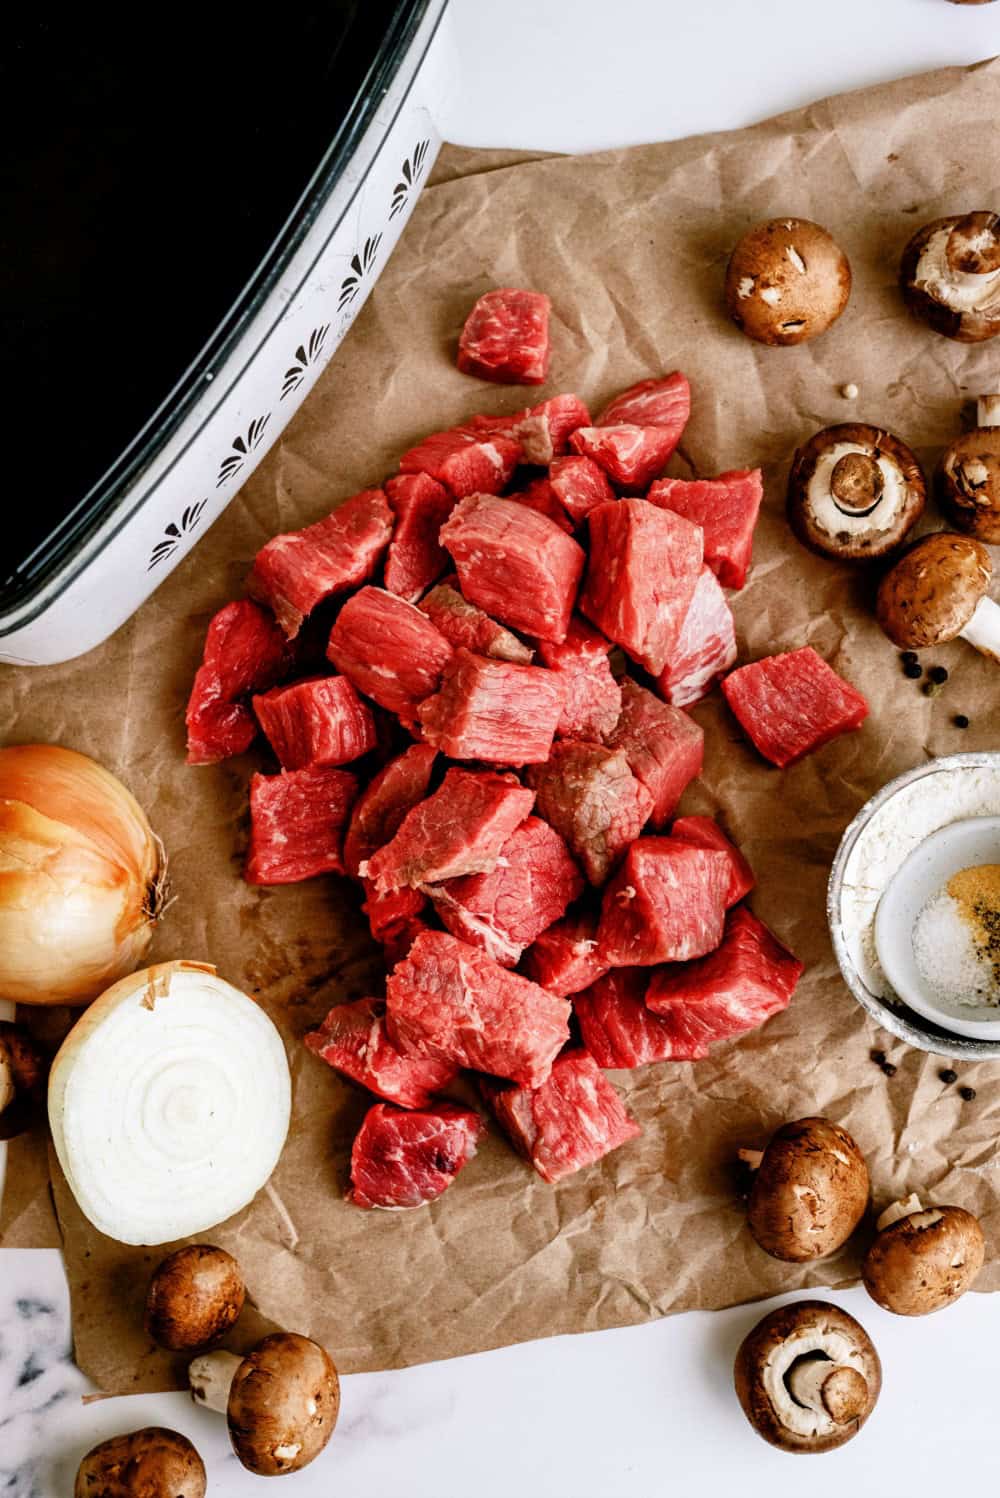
[48,961,291,1245]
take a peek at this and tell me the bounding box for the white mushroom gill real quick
[915,226,1000,313]
[761,1328,865,1438]
[806,443,908,538]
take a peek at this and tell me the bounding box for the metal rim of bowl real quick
[827,751,1000,1060]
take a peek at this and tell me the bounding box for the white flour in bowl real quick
[838,765,1000,1003]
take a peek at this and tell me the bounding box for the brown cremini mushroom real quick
[744,1117,870,1262]
[876,532,999,660]
[787,423,926,561]
[734,1300,881,1454]
[900,213,1000,341]
[74,1427,206,1498]
[0,1021,45,1141]
[189,1332,339,1476]
[725,219,851,346]
[937,394,1000,543]
[862,1194,985,1315]
[145,1245,246,1351]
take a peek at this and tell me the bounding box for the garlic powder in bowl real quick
[828,753,1000,1057]
[913,865,1000,1008]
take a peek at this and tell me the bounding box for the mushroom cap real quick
[747,1116,870,1262]
[875,531,993,648]
[900,215,1000,342]
[725,218,851,346]
[227,1332,340,1476]
[734,1300,881,1454]
[74,1427,206,1498]
[144,1245,246,1352]
[787,422,926,561]
[937,427,1000,543]
[863,1205,985,1315]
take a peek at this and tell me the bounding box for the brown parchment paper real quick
[3,58,1000,1395]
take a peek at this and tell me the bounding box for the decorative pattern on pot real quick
[216,414,272,488]
[281,325,331,402]
[147,499,209,572]
[390,139,431,220]
[338,235,383,312]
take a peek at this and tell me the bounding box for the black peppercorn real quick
[939,1068,958,1084]
[928,665,948,684]
[954,714,970,729]
[960,1086,977,1102]
[901,651,918,665]
[903,660,923,679]
[871,1049,886,1065]
[882,1062,897,1077]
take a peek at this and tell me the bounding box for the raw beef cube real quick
[645,906,803,1057]
[418,650,565,766]
[508,478,574,533]
[249,488,393,638]
[186,601,291,765]
[348,1101,484,1209]
[428,816,583,967]
[670,815,754,908]
[656,567,737,708]
[538,617,622,740]
[364,767,534,892]
[648,470,762,590]
[419,582,533,664]
[383,473,454,602]
[573,968,677,1068]
[522,907,609,997]
[386,929,571,1087]
[604,679,703,827]
[244,766,357,884]
[253,675,376,770]
[596,372,692,433]
[511,393,590,465]
[305,998,457,1109]
[343,743,438,879]
[399,426,522,499]
[481,1051,640,1184]
[528,741,653,887]
[597,837,730,966]
[721,646,869,768]
[548,455,616,525]
[362,880,428,941]
[327,586,453,721]
[441,493,585,643]
[569,425,679,492]
[580,500,703,674]
[457,288,551,385]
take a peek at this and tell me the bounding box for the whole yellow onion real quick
[0,745,165,1005]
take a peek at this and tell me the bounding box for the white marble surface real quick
[5,2,1000,1493]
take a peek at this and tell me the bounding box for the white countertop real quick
[5,3,1000,1495]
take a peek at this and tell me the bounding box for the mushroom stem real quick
[960,594,1000,663]
[0,1046,13,1117]
[977,394,1000,427]
[787,1358,868,1424]
[737,1148,764,1170]
[189,1350,242,1414]
[876,1193,923,1231]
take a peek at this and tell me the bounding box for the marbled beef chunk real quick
[418,650,565,766]
[418,581,533,664]
[252,674,376,770]
[721,647,869,768]
[399,425,522,498]
[648,468,763,591]
[343,743,438,879]
[244,766,357,884]
[656,567,737,709]
[537,617,622,741]
[669,816,755,908]
[644,906,803,1057]
[186,600,291,765]
[457,288,551,386]
[528,741,653,887]
[364,767,534,892]
[383,473,454,603]
[386,930,571,1088]
[249,487,393,638]
[521,906,609,998]
[348,1102,484,1209]
[597,837,730,966]
[603,679,704,827]
[326,586,453,723]
[481,1051,640,1184]
[440,493,585,644]
[305,998,457,1110]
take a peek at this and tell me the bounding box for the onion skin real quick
[0,745,162,1006]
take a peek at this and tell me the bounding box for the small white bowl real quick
[874,816,1000,1041]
